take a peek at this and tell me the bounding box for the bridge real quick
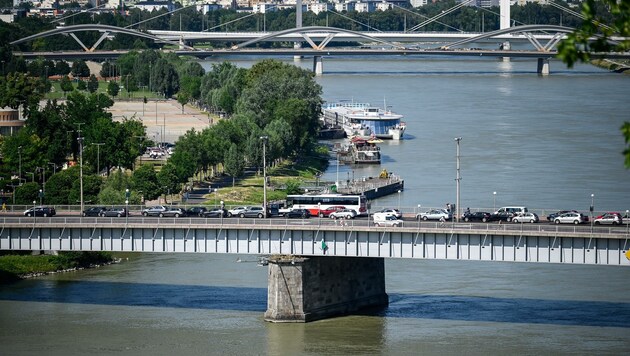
[2,216,629,321]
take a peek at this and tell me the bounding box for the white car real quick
[374,215,403,227]
[554,212,588,224]
[594,212,623,225]
[512,212,539,223]
[378,208,402,219]
[416,209,452,221]
[329,209,357,219]
[227,206,250,218]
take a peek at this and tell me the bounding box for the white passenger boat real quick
[321,101,406,140]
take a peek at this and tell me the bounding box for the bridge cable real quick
[204,4,280,32]
[408,0,475,32]
[124,4,198,29]
[327,9,382,32]
[547,1,615,32]
[50,3,110,24]
[389,4,463,33]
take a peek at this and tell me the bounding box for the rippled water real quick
[1,57,629,355]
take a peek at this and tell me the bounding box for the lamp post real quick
[336,152,340,189]
[39,189,43,206]
[213,188,218,207]
[78,135,84,216]
[92,143,104,174]
[260,136,268,218]
[493,191,497,211]
[454,137,462,222]
[397,189,401,210]
[590,193,594,235]
[8,184,17,204]
[318,202,321,226]
[417,204,421,228]
[125,188,130,224]
[220,200,224,225]
[626,209,629,236]
[18,146,22,184]
[48,162,57,175]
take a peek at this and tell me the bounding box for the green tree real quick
[77,80,87,91]
[224,143,244,187]
[55,60,71,75]
[107,81,119,98]
[44,167,78,204]
[60,75,73,96]
[14,182,40,205]
[71,59,90,78]
[87,74,99,93]
[156,163,180,199]
[131,164,160,201]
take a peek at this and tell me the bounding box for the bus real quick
[285,194,367,217]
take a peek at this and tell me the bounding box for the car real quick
[286,209,311,219]
[101,207,128,217]
[416,209,452,221]
[546,210,578,222]
[23,206,56,217]
[374,215,403,227]
[239,206,266,218]
[202,208,228,218]
[378,208,402,219]
[227,206,250,218]
[159,208,187,217]
[554,212,588,224]
[462,211,492,222]
[512,212,539,223]
[83,206,107,217]
[594,212,623,225]
[141,205,168,217]
[315,205,346,218]
[329,209,357,219]
[186,206,208,217]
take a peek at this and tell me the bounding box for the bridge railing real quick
[3,216,629,238]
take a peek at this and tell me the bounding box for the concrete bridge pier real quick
[313,56,323,75]
[537,58,550,75]
[264,255,388,322]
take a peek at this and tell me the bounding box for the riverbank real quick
[0,252,116,284]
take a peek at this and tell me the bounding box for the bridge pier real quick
[313,56,323,75]
[264,255,388,322]
[537,58,550,75]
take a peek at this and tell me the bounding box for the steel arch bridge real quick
[10,24,590,54]
[9,24,196,52]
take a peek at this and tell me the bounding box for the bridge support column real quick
[264,256,388,322]
[313,56,323,75]
[537,58,550,75]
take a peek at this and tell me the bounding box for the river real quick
[1,57,630,354]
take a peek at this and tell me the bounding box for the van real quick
[373,212,403,227]
[492,206,528,221]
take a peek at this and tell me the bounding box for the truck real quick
[373,212,403,227]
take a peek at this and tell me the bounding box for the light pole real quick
[590,193,594,235]
[493,191,497,211]
[335,152,340,189]
[454,137,462,222]
[220,200,224,224]
[626,209,629,236]
[318,202,321,226]
[260,136,268,218]
[125,189,130,224]
[213,188,218,207]
[39,189,43,206]
[78,135,84,215]
[397,189,401,210]
[18,146,22,184]
[92,143,104,175]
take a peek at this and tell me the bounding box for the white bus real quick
[285,194,367,217]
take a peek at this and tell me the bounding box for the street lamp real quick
[590,193,595,235]
[18,146,22,184]
[220,200,224,224]
[626,209,629,236]
[454,137,462,222]
[78,135,84,216]
[48,162,57,175]
[493,191,497,211]
[39,189,43,206]
[92,143,104,175]
[397,189,402,210]
[260,136,268,218]
[213,188,218,207]
[125,189,130,224]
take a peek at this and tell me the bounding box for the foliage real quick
[622,122,630,169]
[0,72,44,118]
[0,252,113,279]
[87,74,99,93]
[224,143,245,186]
[71,59,90,78]
[284,178,302,195]
[44,167,79,205]
[77,79,87,91]
[60,75,73,94]
[107,80,119,97]
[131,164,160,200]
[156,163,180,197]
[14,182,40,205]
[558,0,630,67]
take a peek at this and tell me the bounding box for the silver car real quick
[512,212,539,223]
[416,209,452,221]
[554,212,588,224]
[329,209,357,219]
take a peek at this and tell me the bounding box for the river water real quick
[1,57,630,354]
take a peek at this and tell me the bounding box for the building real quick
[132,0,176,12]
[0,107,24,137]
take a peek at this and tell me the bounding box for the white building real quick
[132,0,176,12]
[307,2,332,14]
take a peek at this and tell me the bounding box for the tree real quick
[87,74,99,93]
[14,182,40,205]
[77,80,87,91]
[44,167,78,204]
[55,60,71,75]
[156,163,180,199]
[60,75,73,96]
[224,143,244,187]
[100,61,113,79]
[107,81,119,98]
[557,0,630,68]
[177,91,190,114]
[131,164,160,201]
[71,60,90,78]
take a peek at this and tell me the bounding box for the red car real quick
[310,205,345,218]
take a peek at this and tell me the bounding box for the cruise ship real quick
[321,102,406,140]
